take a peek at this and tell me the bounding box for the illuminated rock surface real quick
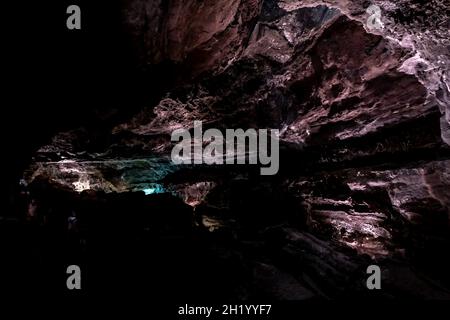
[3,0,450,299]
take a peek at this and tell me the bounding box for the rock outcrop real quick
[9,0,450,298]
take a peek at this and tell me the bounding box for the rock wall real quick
[15,0,450,298]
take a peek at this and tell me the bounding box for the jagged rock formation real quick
[9,0,450,298]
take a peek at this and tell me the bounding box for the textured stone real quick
[17,0,450,298]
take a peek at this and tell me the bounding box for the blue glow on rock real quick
[143,188,157,195]
[142,184,165,195]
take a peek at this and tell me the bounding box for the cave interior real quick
[2,0,450,300]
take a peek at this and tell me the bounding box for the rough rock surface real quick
[11,0,450,298]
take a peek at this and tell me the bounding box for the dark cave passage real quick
[2,0,450,301]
